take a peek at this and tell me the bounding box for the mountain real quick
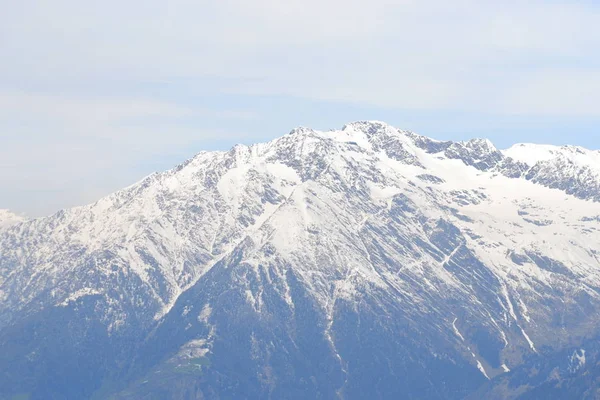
[0,209,25,230]
[1,121,599,399]
[504,143,600,202]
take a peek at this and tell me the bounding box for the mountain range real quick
[1,121,599,399]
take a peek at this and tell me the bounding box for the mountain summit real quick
[1,122,600,399]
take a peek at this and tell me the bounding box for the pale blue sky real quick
[1,0,599,216]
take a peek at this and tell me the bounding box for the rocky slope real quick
[0,122,599,399]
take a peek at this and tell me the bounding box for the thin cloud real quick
[1,0,599,215]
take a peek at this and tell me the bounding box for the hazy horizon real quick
[3,0,600,216]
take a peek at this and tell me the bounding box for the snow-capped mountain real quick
[504,143,600,202]
[1,122,599,399]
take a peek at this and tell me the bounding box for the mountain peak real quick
[287,126,315,136]
[505,142,599,162]
[1,121,600,399]
[341,120,411,137]
[463,137,497,152]
[504,143,565,165]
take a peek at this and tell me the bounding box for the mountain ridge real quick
[0,209,25,230]
[1,121,600,399]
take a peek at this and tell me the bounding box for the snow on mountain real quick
[502,143,600,202]
[1,121,599,399]
[504,143,561,164]
[504,143,600,166]
[0,209,25,230]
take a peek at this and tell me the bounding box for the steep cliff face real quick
[1,122,599,399]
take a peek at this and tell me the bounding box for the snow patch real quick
[503,143,561,165]
[470,352,490,380]
[58,288,102,307]
[569,349,586,373]
[452,318,466,342]
[520,327,537,353]
[198,303,212,323]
